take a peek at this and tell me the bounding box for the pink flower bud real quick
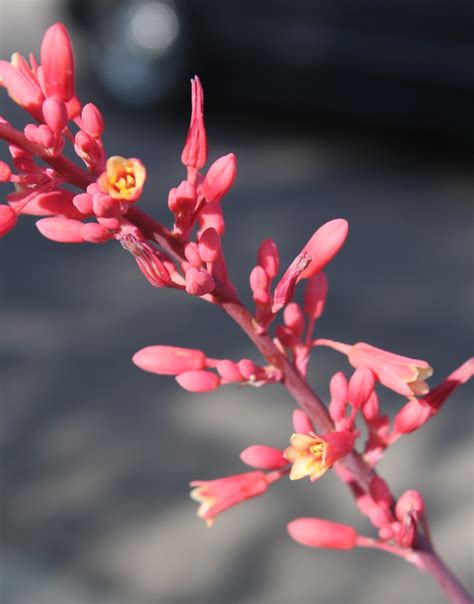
[299,219,349,281]
[250,265,270,306]
[393,398,432,434]
[258,238,279,280]
[370,476,393,508]
[304,272,328,320]
[198,228,220,263]
[36,216,85,243]
[240,445,287,470]
[348,367,375,409]
[97,216,120,230]
[184,242,202,267]
[80,222,112,243]
[362,391,379,421]
[66,95,81,119]
[287,517,358,550]
[292,409,314,434]
[216,360,244,382]
[329,371,348,422]
[73,193,93,215]
[276,325,298,348]
[0,59,44,119]
[0,205,17,237]
[133,345,207,375]
[185,267,215,296]
[40,22,75,101]
[24,123,39,142]
[20,190,82,219]
[238,359,258,380]
[42,95,68,133]
[395,490,425,521]
[181,76,207,170]
[0,161,12,182]
[284,303,305,338]
[201,153,237,203]
[176,370,220,392]
[37,124,56,149]
[81,103,104,138]
[92,194,121,218]
[120,234,172,288]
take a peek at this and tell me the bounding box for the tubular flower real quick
[190,471,270,527]
[284,430,356,482]
[98,156,146,201]
[315,339,433,397]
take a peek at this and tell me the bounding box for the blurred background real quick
[1,1,473,603]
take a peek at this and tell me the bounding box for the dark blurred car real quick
[69,0,474,131]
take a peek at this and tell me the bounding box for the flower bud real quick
[258,238,279,279]
[393,398,432,434]
[348,367,375,409]
[240,445,287,470]
[238,359,258,380]
[81,103,104,138]
[80,222,112,243]
[184,242,202,267]
[176,370,220,392]
[36,216,85,243]
[329,371,348,422]
[42,95,68,133]
[73,193,93,215]
[216,360,244,382]
[40,22,75,101]
[198,228,220,263]
[287,517,357,550]
[185,267,215,296]
[133,345,207,375]
[292,409,314,434]
[284,303,305,338]
[201,153,237,203]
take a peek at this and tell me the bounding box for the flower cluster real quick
[1,23,472,603]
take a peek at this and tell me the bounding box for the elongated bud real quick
[176,370,220,392]
[240,445,287,470]
[184,242,202,267]
[73,193,93,215]
[292,409,314,433]
[81,103,104,138]
[201,153,237,203]
[36,216,85,243]
[133,345,206,375]
[0,205,17,237]
[329,371,348,422]
[40,22,75,101]
[284,303,305,338]
[287,517,357,550]
[258,238,279,279]
[362,391,379,421]
[238,359,258,380]
[80,222,112,243]
[298,219,349,281]
[37,124,56,149]
[250,265,270,306]
[42,95,68,133]
[348,367,375,409]
[216,360,244,382]
[370,476,393,508]
[18,190,82,219]
[304,272,328,320]
[393,398,432,434]
[198,228,220,263]
[0,60,44,119]
[185,267,215,296]
[181,76,207,169]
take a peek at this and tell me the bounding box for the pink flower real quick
[287,517,358,550]
[36,216,85,243]
[190,471,270,526]
[315,339,433,397]
[176,370,220,392]
[98,156,146,202]
[284,430,356,481]
[201,153,237,204]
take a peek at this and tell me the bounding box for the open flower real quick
[284,430,356,482]
[98,155,146,201]
[190,471,270,527]
[315,339,433,397]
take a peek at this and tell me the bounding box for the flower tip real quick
[287,517,357,550]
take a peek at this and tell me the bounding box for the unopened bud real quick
[81,103,104,138]
[176,370,220,392]
[287,517,358,550]
[133,345,207,375]
[42,95,68,133]
[201,153,236,203]
[36,216,85,243]
[240,445,287,470]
